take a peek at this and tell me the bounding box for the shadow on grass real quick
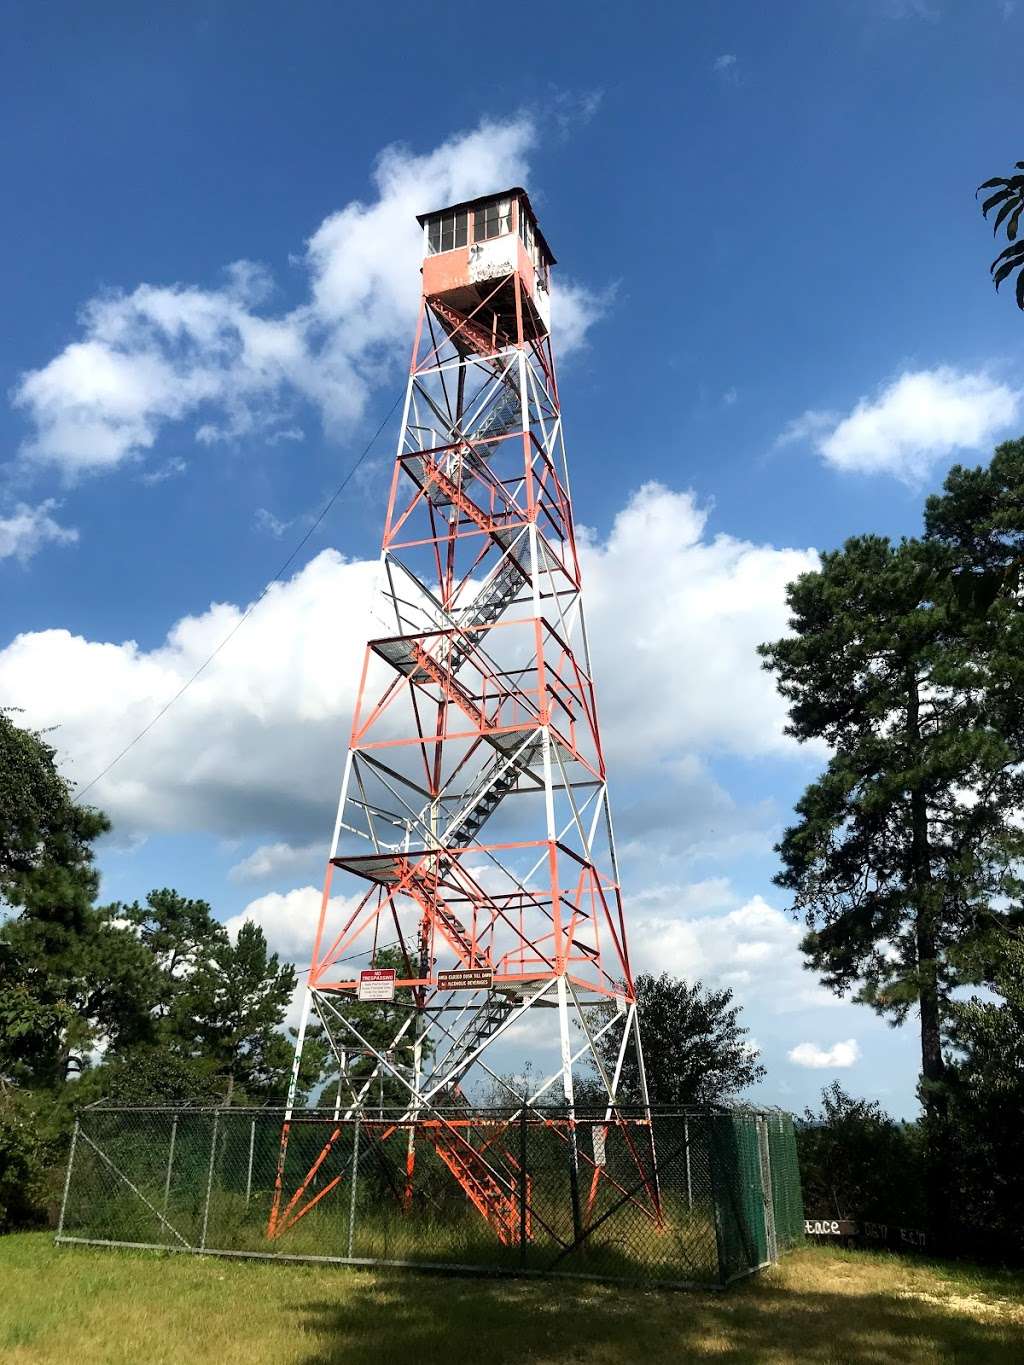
[294,1272,1022,1365]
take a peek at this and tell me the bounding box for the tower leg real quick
[404,1011,424,1211]
[557,975,583,1244]
[631,1002,663,1220]
[268,987,312,1238]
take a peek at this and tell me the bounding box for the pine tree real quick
[173,920,302,1104]
[760,445,1024,1243]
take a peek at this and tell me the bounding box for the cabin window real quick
[518,205,531,248]
[427,209,468,254]
[473,199,511,242]
[518,206,536,259]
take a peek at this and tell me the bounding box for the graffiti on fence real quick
[804,1216,928,1251]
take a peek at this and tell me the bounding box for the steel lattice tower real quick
[270,189,658,1245]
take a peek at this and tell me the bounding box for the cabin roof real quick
[416,187,556,264]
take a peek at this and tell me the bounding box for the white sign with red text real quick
[358,968,397,1002]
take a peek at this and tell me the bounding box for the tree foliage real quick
[797,1082,923,1226]
[592,973,765,1107]
[0,895,157,1089]
[172,919,299,1104]
[979,162,1024,310]
[945,933,1024,1251]
[0,708,336,1237]
[0,710,155,1089]
[0,710,107,910]
[102,888,331,1104]
[0,1084,66,1232]
[71,1045,227,1108]
[761,441,1024,1241]
[119,889,226,1025]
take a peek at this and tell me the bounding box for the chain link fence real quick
[56,1104,802,1289]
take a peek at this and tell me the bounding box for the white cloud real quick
[253,508,295,539]
[225,885,357,964]
[13,118,603,479]
[552,279,611,356]
[774,409,836,448]
[788,1038,861,1069]
[723,387,738,406]
[581,483,818,767]
[0,484,814,841]
[615,760,779,872]
[500,1008,563,1053]
[0,548,379,838]
[140,457,187,486]
[883,0,938,17]
[0,500,78,564]
[780,367,1021,483]
[629,889,839,1014]
[551,88,604,138]
[713,53,738,72]
[229,840,323,883]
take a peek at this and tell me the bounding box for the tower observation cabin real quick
[418,188,555,351]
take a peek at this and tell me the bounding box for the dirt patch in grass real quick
[1,1234,1021,1363]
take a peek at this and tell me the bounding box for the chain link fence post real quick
[346,1114,360,1260]
[245,1117,256,1207]
[200,1110,219,1251]
[56,1116,80,1240]
[684,1114,692,1210]
[519,1106,528,1266]
[566,1123,583,1248]
[162,1114,178,1213]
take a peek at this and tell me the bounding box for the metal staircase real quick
[428,1124,527,1245]
[407,368,521,510]
[353,386,554,999]
[367,484,547,891]
[469,376,521,445]
[436,991,517,1084]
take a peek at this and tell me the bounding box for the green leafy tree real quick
[923,437,1024,603]
[591,973,765,1107]
[945,932,1024,1252]
[0,904,158,1088]
[118,888,226,1024]
[99,889,332,1104]
[761,446,1024,1242]
[73,1044,227,1108]
[979,161,1024,310]
[173,919,327,1104]
[926,442,1024,1251]
[0,1083,66,1232]
[797,1082,923,1225]
[0,710,107,910]
[0,711,158,1088]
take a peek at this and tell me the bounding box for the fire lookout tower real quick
[270,188,659,1245]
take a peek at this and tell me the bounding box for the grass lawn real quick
[2,1232,1022,1363]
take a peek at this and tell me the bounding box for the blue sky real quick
[3,0,1022,1116]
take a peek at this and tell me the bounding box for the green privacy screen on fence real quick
[57,1105,803,1289]
[767,1112,806,1250]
